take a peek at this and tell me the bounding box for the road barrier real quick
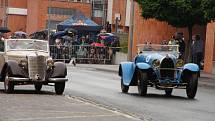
[49,45,121,64]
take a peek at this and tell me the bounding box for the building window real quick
[92,0,107,17]
[68,0,91,3]
[48,7,77,16]
[93,10,103,17]
[46,20,61,30]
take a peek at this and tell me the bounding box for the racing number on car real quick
[146,55,151,63]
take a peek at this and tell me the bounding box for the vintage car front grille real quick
[28,55,46,81]
[160,57,175,79]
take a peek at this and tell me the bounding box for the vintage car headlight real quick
[152,59,160,68]
[47,58,54,68]
[176,59,184,67]
[19,59,28,67]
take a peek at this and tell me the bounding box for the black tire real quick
[4,67,14,93]
[121,78,129,93]
[138,71,148,96]
[34,83,42,92]
[55,82,65,95]
[186,73,198,99]
[165,89,173,96]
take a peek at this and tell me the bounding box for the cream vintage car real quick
[0,39,68,94]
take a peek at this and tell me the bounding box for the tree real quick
[137,0,215,61]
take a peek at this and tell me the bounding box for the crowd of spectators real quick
[50,29,120,64]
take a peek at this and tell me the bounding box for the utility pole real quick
[128,0,134,61]
[2,0,8,27]
[102,0,106,27]
[47,0,51,41]
[91,0,94,20]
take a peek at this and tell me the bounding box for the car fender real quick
[1,60,27,80]
[136,63,151,70]
[51,62,67,78]
[183,63,199,72]
[119,62,135,86]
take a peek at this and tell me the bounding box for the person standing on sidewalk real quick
[191,34,204,69]
[175,32,186,60]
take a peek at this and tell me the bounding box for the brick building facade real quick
[0,0,91,34]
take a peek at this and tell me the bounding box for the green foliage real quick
[137,0,215,28]
[120,38,128,53]
[201,0,215,22]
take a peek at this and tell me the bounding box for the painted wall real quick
[204,23,215,73]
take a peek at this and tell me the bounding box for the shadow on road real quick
[124,92,197,101]
[0,89,55,95]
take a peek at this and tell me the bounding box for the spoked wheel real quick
[186,73,198,99]
[55,82,65,95]
[138,71,148,96]
[165,89,173,96]
[121,78,129,93]
[34,83,43,92]
[4,73,14,93]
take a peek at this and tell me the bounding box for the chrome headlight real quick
[47,58,54,68]
[176,59,184,67]
[19,59,28,68]
[152,59,160,68]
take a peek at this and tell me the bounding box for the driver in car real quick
[9,40,20,49]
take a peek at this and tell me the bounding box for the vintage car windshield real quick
[137,44,179,58]
[6,39,48,52]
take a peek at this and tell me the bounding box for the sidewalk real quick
[0,90,141,121]
[75,64,215,89]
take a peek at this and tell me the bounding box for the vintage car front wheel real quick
[4,68,14,93]
[55,82,65,95]
[186,73,198,99]
[138,71,148,96]
[121,78,129,93]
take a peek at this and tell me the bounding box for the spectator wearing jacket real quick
[191,34,204,68]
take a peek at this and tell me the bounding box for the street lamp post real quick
[128,0,134,61]
[2,0,8,27]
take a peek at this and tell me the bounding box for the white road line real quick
[5,114,121,121]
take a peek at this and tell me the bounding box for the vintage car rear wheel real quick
[165,89,173,96]
[121,78,129,93]
[138,71,148,96]
[34,83,43,92]
[186,73,198,99]
[4,68,14,93]
[55,82,65,95]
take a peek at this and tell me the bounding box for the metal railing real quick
[49,45,121,64]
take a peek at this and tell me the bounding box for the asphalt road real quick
[65,66,215,121]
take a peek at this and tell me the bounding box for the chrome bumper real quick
[48,78,68,82]
[8,77,68,82]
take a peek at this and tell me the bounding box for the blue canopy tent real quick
[57,12,102,32]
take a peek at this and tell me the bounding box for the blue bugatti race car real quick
[119,44,199,99]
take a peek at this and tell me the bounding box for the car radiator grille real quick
[28,56,46,81]
[160,58,175,79]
